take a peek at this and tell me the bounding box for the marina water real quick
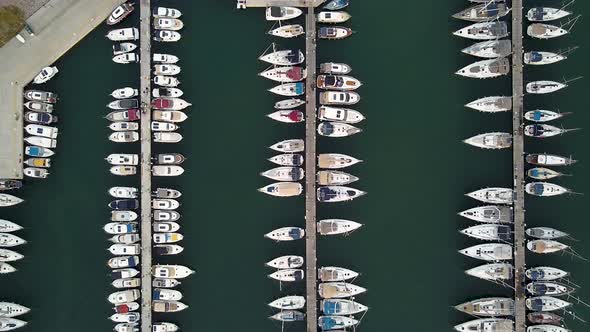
[1,0,590,331]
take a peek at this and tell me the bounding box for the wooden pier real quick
[304,6,318,332]
[239,0,325,8]
[511,2,526,332]
[139,0,153,331]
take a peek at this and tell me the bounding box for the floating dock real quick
[139,0,153,331]
[0,0,124,179]
[511,2,526,332]
[238,0,325,8]
[304,6,318,332]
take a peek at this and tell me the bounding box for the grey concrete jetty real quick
[511,2,526,332]
[0,0,123,179]
[139,0,153,331]
[238,0,325,9]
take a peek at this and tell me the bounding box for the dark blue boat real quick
[109,199,139,210]
[324,0,349,10]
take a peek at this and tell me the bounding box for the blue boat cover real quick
[152,290,161,300]
[528,298,543,311]
[530,52,542,63]
[530,169,541,177]
[28,146,41,156]
[323,300,341,315]
[532,183,544,195]
[295,82,304,94]
[532,111,543,120]
[529,270,544,280]
[319,317,340,330]
[532,284,548,295]
[531,8,544,21]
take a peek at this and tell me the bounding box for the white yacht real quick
[0,195,23,207]
[24,146,53,157]
[527,23,568,39]
[261,167,304,181]
[154,244,184,256]
[460,224,511,241]
[264,227,304,241]
[465,263,513,281]
[527,7,571,22]
[153,289,183,301]
[268,24,304,38]
[461,40,512,58]
[317,186,366,202]
[153,188,181,199]
[153,210,180,222]
[152,166,184,177]
[153,76,180,87]
[111,268,140,280]
[107,256,139,269]
[152,265,195,279]
[109,187,138,198]
[526,296,571,312]
[153,7,182,18]
[153,88,183,98]
[266,255,304,269]
[0,303,29,318]
[153,279,181,289]
[317,122,362,137]
[268,269,304,282]
[106,154,139,166]
[318,266,358,282]
[152,301,188,313]
[152,111,187,123]
[0,249,23,262]
[24,167,49,179]
[108,289,141,305]
[111,211,138,222]
[109,234,140,244]
[23,101,53,113]
[319,62,352,75]
[318,316,358,330]
[33,66,58,84]
[265,7,303,21]
[25,124,58,138]
[455,297,515,316]
[269,139,304,153]
[151,199,180,210]
[524,51,566,65]
[106,28,139,41]
[526,227,568,239]
[110,312,140,323]
[259,49,304,66]
[318,282,366,298]
[0,234,25,248]
[317,170,358,185]
[268,153,304,166]
[24,136,56,148]
[153,233,183,244]
[259,182,303,198]
[317,11,351,23]
[466,187,513,204]
[112,278,141,289]
[318,153,362,169]
[154,30,181,42]
[108,244,140,256]
[319,91,360,105]
[104,222,138,235]
[109,132,139,143]
[528,240,569,254]
[317,219,362,236]
[268,296,305,310]
[456,58,510,78]
[454,319,514,332]
[0,318,26,331]
[463,132,512,149]
[154,18,184,31]
[0,221,22,233]
[153,64,181,76]
[151,121,179,132]
[113,53,138,64]
[112,42,137,55]
[527,326,569,332]
[318,106,364,123]
[321,299,368,315]
[459,243,513,261]
[111,87,138,99]
[526,266,568,281]
[153,53,179,64]
[526,153,575,166]
[459,205,513,224]
[453,22,509,40]
[153,132,182,143]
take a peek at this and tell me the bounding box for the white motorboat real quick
[153,289,182,301]
[153,132,182,143]
[108,244,140,256]
[107,2,134,25]
[153,76,180,87]
[460,224,512,241]
[465,263,514,281]
[104,222,138,235]
[25,146,54,157]
[152,110,187,123]
[265,7,302,21]
[524,51,566,65]
[0,263,16,274]
[0,234,25,248]
[33,66,58,84]
[24,136,56,148]
[461,40,512,58]
[317,75,361,90]
[318,316,358,330]
[151,199,180,210]
[114,323,139,332]
[24,167,49,178]
[318,106,364,123]
[318,282,366,299]
[259,48,304,66]
[153,222,180,233]
[321,299,367,315]
[113,53,139,64]
[108,98,139,110]
[268,269,304,282]
[524,110,568,122]
[459,205,513,224]
[111,211,138,222]
[112,42,137,55]
[528,240,569,254]
[317,186,366,202]
[527,7,571,22]
[108,289,141,305]
[152,265,195,279]
[526,296,571,312]
[466,187,513,204]
[266,255,304,269]
[526,153,576,166]
[152,301,188,313]
[268,82,305,96]
[151,121,179,132]
[525,182,570,197]
[109,131,139,143]
[317,170,358,186]
[109,234,140,244]
[268,296,305,310]
[267,110,304,123]
[153,7,182,18]
[318,122,362,137]
[0,303,29,318]
[270,139,304,153]
[153,88,183,98]
[459,243,513,261]
[106,154,139,166]
[110,166,137,176]
[259,66,307,83]
[268,153,304,166]
[463,132,512,149]
[23,101,53,113]
[318,266,358,282]
[260,167,304,181]
[154,18,184,31]
[110,312,140,323]
[526,266,569,281]
[154,30,181,42]
[527,23,568,39]
[456,58,510,78]
[25,124,58,138]
[106,28,139,41]
[0,318,26,330]
[318,26,353,39]
[109,187,138,199]
[317,219,362,235]
[319,62,352,75]
[318,153,362,169]
[453,22,509,40]
[258,182,303,197]
[152,165,184,177]
[108,256,139,269]
[319,91,360,105]
[153,64,181,76]
[111,87,138,99]
[455,297,515,316]
[153,188,181,199]
[268,24,304,38]
[526,227,568,239]
[151,98,190,110]
[0,195,23,207]
[153,53,179,64]
[153,210,180,222]
[264,227,305,241]
[153,278,181,289]
[112,278,141,289]
[24,90,58,103]
[454,319,514,332]
[105,109,140,122]
[317,11,351,23]
[0,221,22,233]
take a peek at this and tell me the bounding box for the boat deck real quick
[139,0,153,331]
[0,0,124,179]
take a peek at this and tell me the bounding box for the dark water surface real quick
[2,0,590,331]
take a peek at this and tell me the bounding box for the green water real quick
[2,0,590,331]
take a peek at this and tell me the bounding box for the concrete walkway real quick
[0,0,123,178]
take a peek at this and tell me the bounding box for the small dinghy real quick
[151,121,179,132]
[264,227,305,241]
[153,278,181,288]
[24,136,56,148]
[324,0,349,10]
[318,11,351,23]
[465,263,513,281]
[524,110,569,122]
[151,98,190,110]
[155,153,185,165]
[465,96,512,112]
[153,64,181,76]
[526,153,575,166]
[153,111,187,123]
[318,122,362,137]
[265,7,302,21]
[318,26,353,40]
[318,153,362,169]
[267,110,304,123]
[527,167,565,180]
[110,234,140,244]
[113,53,138,64]
[153,88,183,98]
[259,48,304,66]
[525,182,570,197]
[152,264,195,279]
[317,219,362,236]
[268,153,303,166]
[112,42,137,55]
[266,255,304,269]
[321,299,368,315]
[527,240,569,254]
[270,139,304,153]
[109,131,139,143]
[0,221,22,233]
[110,166,137,176]
[153,289,183,301]
[526,282,574,296]
[106,154,139,166]
[526,266,568,281]
[268,24,304,38]
[107,3,134,25]
[317,75,362,90]
[454,319,514,332]
[259,182,303,197]
[461,40,512,58]
[106,109,140,122]
[459,243,513,261]
[268,296,305,310]
[108,257,140,270]
[33,66,58,84]
[524,51,566,65]
[318,282,366,299]
[24,101,53,113]
[152,301,188,313]
[24,158,51,168]
[320,62,352,75]
[317,170,359,186]
[459,205,514,224]
[25,146,54,157]
[108,99,139,110]
[527,312,564,325]
[466,187,513,204]
[153,132,182,143]
[268,269,304,282]
[153,222,180,233]
[0,234,25,247]
[317,186,366,202]
[319,266,358,282]
[261,167,304,181]
[25,124,58,138]
[153,188,181,199]
[0,181,21,191]
[460,224,512,241]
[0,194,23,207]
[526,80,567,94]
[453,21,509,40]
[525,124,578,138]
[455,297,515,316]
[319,91,360,105]
[153,53,179,64]
[152,165,184,177]
[26,111,57,124]
[111,87,138,99]
[109,199,139,210]
[110,211,138,222]
[269,310,305,322]
[108,244,140,256]
[152,199,180,210]
[154,76,180,87]
[24,167,49,178]
[463,132,512,149]
[452,2,510,22]
[318,316,358,331]
[153,7,182,18]
[259,66,306,83]
[153,210,180,222]
[269,82,305,96]
[154,18,184,31]
[318,106,364,123]
[527,23,569,39]
[106,28,139,41]
[526,296,571,312]
[153,30,181,42]
[527,7,571,22]
[456,58,510,79]
[109,187,138,199]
